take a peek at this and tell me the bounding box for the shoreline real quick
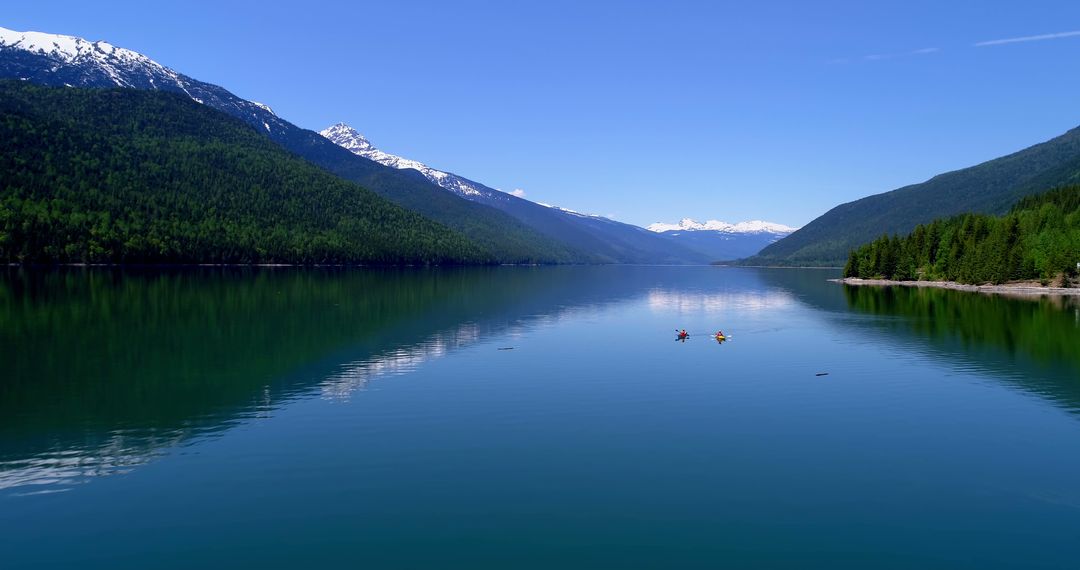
[831,277,1080,297]
[715,264,843,269]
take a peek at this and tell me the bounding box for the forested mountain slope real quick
[749,126,1080,266]
[0,83,487,264]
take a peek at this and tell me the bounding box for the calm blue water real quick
[2,266,1080,568]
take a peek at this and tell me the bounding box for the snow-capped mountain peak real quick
[647,218,797,234]
[320,123,626,223]
[320,123,374,153]
[320,122,490,198]
[320,122,641,228]
[0,26,289,134]
[0,26,166,84]
[647,218,798,260]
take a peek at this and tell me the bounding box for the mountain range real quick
[0,26,586,263]
[0,26,721,265]
[319,123,718,264]
[646,218,797,261]
[5,25,1076,267]
[320,123,497,200]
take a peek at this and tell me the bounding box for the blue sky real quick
[7,1,1080,227]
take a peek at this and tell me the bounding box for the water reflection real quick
[754,269,1080,412]
[0,267,498,493]
[320,325,480,401]
[1,429,185,495]
[839,285,1080,410]
[647,288,796,313]
[6,266,1080,496]
[1,266,717,493]
[7,267,1080,569]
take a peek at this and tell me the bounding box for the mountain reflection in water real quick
[4,266,1080,497]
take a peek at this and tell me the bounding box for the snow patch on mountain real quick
[0,27,153,67]
[648,218,797,234]
[320,123,490,198]
[320,123,628,222]
[649,218,798,260]
[0,26,170,87]
[0,26,291,138]
[251,101,275,115]
[539,204,608,220]
[321,124,630,224]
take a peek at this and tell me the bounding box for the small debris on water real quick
[815,372,829,377]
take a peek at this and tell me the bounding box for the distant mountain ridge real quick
[748,125,1080,266]
[321,123,496,199]
[320,122,713,264]
[322,123,621,221]
[647,218,797,234]
[647,218,797,261]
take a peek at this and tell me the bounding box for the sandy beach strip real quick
[830,277,1080,297]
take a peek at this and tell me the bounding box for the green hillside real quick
[0,83,487,265]
[748,126,1080,266]
[843,186,1080,285]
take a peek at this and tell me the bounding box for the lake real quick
[2,266,1080,568]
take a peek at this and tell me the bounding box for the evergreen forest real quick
[843,186,1080,285]
[0,82,488,265]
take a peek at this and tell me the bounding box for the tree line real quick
[844,186,1080,285]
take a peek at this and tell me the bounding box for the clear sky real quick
[6,1,1080,227]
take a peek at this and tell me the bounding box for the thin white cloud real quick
[975,30,1080,47]
[831,30,1080,65]
[831,47,939,64]
[509,188,526,198]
